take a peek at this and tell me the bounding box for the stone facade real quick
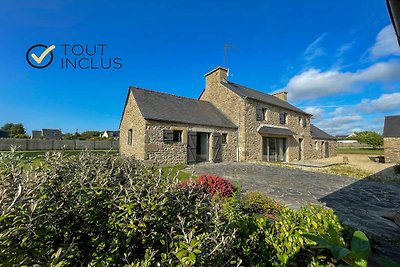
[143,120,237,165]
[384,137,400,163]
[119,91,146,160]
[309,139,337,159]
[199,67,335,162]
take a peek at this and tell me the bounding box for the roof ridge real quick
[129,86,210,103]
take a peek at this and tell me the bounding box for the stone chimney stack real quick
[272,91,288,101]
[205,66,228,85]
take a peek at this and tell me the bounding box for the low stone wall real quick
[384,137,400,163]
[0,139,119,151]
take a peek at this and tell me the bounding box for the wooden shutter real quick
[256,107,263,121]
[163,130,174,142]
[187,131,197,164]
[212,133,222,163]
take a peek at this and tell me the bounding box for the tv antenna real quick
[224,44,232,68]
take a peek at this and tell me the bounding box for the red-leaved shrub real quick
[195,174,233,198]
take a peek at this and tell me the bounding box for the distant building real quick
[101,130,120,139]
[0,130,10,138]
[383,115,400,163]
[337,140,358,144]
[31,129,62,140]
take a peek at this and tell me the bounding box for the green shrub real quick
[240,191,282,215]
[0,151,236,266]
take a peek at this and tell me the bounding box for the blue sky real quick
[1,0,399,135]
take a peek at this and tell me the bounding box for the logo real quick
[26,43,122,70]
[26,44,56,69]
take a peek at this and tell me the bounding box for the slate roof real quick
[311,124,336,140]
[130,87,237,129]
[221,81,310,115]
[383,115,400,137]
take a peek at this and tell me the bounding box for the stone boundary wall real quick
[0,139,119,151]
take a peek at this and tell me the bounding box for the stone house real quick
[120,66,336,164]
[383,115,400,163]
[31,129,62,140]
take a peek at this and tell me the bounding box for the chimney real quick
[273,91,288,101]
[204,66,228,84]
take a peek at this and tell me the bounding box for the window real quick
[173,130,182,142]
[222,133,227,144]
[315,141,318,150]
[298,116,302,126]
[127,129,132,145]
[279,112,287,124]
[163,129,182,142]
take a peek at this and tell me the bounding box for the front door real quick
[187,132,210,163]
[262,137,286,162]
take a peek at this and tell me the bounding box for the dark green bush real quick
[0,151,350,266]
[0,151,236,266]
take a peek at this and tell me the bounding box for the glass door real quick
[263,137,286,162]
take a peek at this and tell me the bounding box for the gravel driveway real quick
[186,162,400,257]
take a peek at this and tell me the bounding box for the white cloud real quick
[370,25,400,59]
[304,106,324,119]
[359,92,400,112]
[303,33,327,63]
[329,107,346,116]
[282,61,400,99]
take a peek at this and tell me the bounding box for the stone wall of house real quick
[199,67,246,160]
[309,139,337,159]
[243,98,313,162]
[384,137,400,163]
[119,91,146,159]
[144,120,237,165]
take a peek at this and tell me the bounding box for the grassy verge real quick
[337,148,384,155]
[156,164,194,181]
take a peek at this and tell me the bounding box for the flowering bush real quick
[195,174,233,197]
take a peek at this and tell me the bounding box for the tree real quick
[353,131,383,149]
[79,131,101,140]
[1,123,26,138]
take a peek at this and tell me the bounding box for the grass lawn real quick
[156,164,194,181]
[337,147,384,155]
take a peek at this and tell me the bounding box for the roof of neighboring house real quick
[0,130,10,138]
[42,129,61,135]
[383,115,400,137]
[311,124,336,140]
[221,81,310,115]
[130,87,237,129]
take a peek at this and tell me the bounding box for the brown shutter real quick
[163,130,174,142]
[212,133,222,163]
[187,131,197,164]
[256,108,263,121]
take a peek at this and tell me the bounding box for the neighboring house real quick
[310,124,337,158]
[0,130,10,138]
[31,129,62,140]
[101,130,120,139]
[383,115,400,163]
[120,66,336,164]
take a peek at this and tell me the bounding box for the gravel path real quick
[186,162,400,258]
